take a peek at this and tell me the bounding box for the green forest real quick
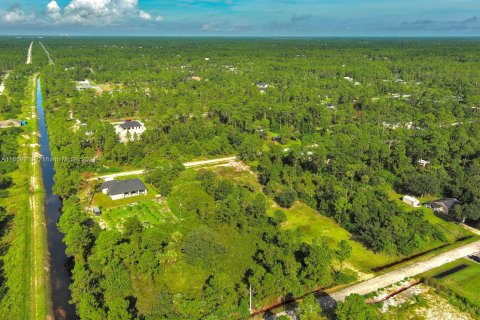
[1,37,480,319]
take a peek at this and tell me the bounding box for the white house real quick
[403,195,420,207]
[115,120,146,142]
[76,79,104,94]
[101,178,147,200]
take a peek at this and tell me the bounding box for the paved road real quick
[328,239,480,302]
[93,156,237,181]
[27,41,33,64]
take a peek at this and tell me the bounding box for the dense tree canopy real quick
[32,38,480,319]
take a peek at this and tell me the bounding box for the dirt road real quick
[93,156,237,181]
[26,76,47,319]
[0,72,9,95]
[328,239,480,301]
[27,41,33,64]
[39,42,54,65]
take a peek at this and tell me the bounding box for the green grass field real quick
[208,167,395,273]
[100,199,177,229]
[421,258,480,304]
[267,201,395,273]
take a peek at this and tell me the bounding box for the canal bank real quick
[36,78,77,320]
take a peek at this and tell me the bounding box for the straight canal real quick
[36,78,77,319]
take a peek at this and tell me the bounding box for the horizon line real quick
[1,35,480,39]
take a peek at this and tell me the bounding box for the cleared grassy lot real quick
[101,199,176,228]
[209,167,393,273]
[421,258,480,304]
[267,201,395,273]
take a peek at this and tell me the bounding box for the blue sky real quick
[0,0,479,36]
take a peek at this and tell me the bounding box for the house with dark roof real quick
[115,120,146,142]
[119,120,142,130]
[431,198,459,215]
[101,178,147,200]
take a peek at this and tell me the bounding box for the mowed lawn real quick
[268,201,396,273]
[421,258,480,304]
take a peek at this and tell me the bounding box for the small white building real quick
[101,178,147,200]
[403,195,420,207]
[418,159,430,167]
[255,82,269,90]
[78,79,90,87]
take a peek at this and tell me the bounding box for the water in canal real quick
[36,78,78,320]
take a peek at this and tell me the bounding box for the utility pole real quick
[249,283,252,313]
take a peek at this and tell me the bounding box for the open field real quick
[267,201,394,274]
[421,258,480,304]
[100,199,176,228]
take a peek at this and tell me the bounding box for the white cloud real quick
[41,0,160,25]
[0,7,34,23]
[201,21,222,31]
[155,16,164,22]
[46,1,62,20]
[139,10,152,21]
